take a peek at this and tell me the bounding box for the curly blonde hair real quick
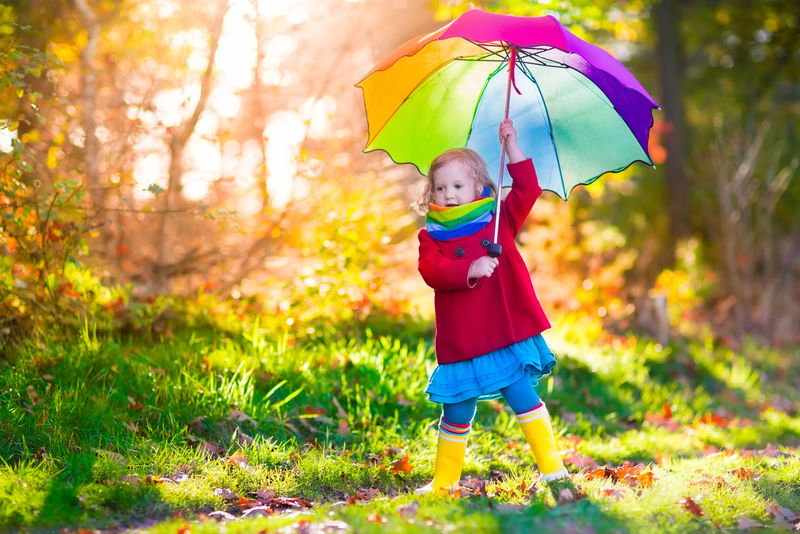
[411,148,496,215]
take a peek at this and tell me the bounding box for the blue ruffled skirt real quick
[425,334,556,404]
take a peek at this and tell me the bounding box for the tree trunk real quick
[153,0,228,293]
[653,0,690,257]
[74,0,115,260]
[252,0,270,214]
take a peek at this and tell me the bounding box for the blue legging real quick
[441,373,541,425]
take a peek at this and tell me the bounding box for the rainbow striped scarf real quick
[425,196,495,241]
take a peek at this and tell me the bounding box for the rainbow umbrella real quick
[356,9,659,202]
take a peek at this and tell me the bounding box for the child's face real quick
[432,160,481,207]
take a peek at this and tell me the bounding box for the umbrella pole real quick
[487,45,516,258]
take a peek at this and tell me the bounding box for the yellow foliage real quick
[51,42,79,64]
[46,147,59,170]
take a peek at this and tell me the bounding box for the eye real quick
[455,184,462,189]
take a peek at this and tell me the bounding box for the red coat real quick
[418,158,551,364]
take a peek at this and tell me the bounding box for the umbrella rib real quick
[526,74,568,200]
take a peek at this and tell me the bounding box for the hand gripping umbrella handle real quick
[488,45,517,258]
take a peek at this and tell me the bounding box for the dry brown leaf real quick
[677,496,705,516]
[397,500,420,517]
[396,394,414,407]
[766,503,798,523]
[233,427,254,447]
[127,396,145,410]
[337,420,350,435]
[228,409,257,427]
[213,487,238,501]
[735,516,765,530]
[557,488,581,505]
[227,451,249,469]
[729,467,755,480]
[256,487,275,501]
[597,487,625,501]
[188,416,205,434]
[198,441,223,457]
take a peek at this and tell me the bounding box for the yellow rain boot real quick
[517,402,568,482]
[416,419,470,495]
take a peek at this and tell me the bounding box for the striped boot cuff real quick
[516,401,547,424]
[439,418,471,443]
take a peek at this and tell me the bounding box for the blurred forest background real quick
[2,0,799,349]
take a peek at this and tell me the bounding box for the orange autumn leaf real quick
[701,412,728,427]
[176,522,191,534]
[236,497,260,508]
[730,467,755,480]
[367,512,386,524]
[638,471,655,488]
[663,402,672,420]
[390,454,413,475]
[678,496,705,516]
[227,451,249,469]
[598,487,625,501]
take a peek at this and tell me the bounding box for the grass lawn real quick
[1,313,799,533]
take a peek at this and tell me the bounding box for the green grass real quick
[1,314,799,533]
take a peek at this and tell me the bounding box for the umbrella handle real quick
[489,45,517,257]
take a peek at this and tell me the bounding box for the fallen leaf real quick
[663,402,672,420]
[256,487,275,501]
[563,452,598,469]
[337,420,350,435]
[397,500,420,517]
[228,409,258,427]
[176,521,191,534]
[213,488,238,501]
[207,510,236,521]
[557,488,581,505]
[678,496,705,516]
[735,516,765,530]
[766,503,798,523]
[597,487,625,501]
[226,451,249,469]
[236,497,260,509]
[233,427,254,447]
[144,474,167,484]
[241,506,273,518]
[188,416,205,434]
[198,441,223,457]
[124,422,138,433]
[638,471,655,488]
[390,454,414,475]
[729,467,755,480]
[367,512,387,524]
[127,396,145,410]
[396,394,414,407]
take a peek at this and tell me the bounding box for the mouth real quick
[446,203,457,207]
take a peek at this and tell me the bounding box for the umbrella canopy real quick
[356,9,659,200]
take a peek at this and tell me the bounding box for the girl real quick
[415,119,568,494]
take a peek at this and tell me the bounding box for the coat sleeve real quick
[418,230,473,291]
[501,158,542,236]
